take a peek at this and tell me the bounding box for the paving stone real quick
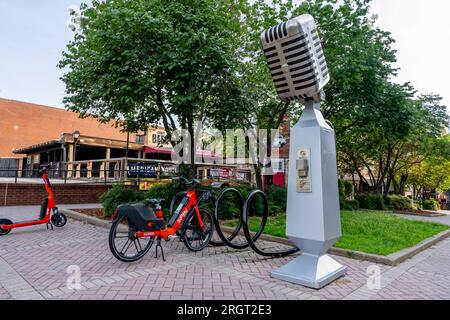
[1,206,450,300]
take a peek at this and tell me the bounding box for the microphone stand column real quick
[271,98,347,289]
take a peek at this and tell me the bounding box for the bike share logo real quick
[176,207,189,224]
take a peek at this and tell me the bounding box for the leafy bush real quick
[423,199,440,211]
[215,183,287,219]
[413,200,423,211]
[340,199,359,211]
[355,193,385,210]
[215,185,247,219]
[144,181,183,211]
[100,183,145,217]
[266,185,287,215]
[386,195,413,211]
[338,180,346,200]
[338,180,355,200]
[343,180,354,199]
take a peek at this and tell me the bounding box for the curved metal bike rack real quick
[213,187,299,258]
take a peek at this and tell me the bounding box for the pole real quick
[73,141,77,162]
[125,131,130,159]
[73,140,77,177]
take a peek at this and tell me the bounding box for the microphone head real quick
[261,14,329,102]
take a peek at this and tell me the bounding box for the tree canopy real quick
[59,0,246,174]
[60,0,449,194]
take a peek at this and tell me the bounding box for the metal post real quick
[125,131,130,158]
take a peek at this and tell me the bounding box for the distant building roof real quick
[13,133,143,155]
[13,140,62,154]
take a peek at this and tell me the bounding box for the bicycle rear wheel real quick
[183,207,213,252]
[109,215,154,262]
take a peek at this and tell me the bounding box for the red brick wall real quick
[0,183,123,206]
[0,98,138,158]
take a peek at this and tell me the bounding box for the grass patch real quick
[225,210,449,256]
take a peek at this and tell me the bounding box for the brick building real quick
[0,98,253,183]
[0,98,137,158]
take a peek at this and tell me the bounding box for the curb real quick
[393,210,446,217]
[62,209,450,267]
[219,225,450,266]
[60,208,112,229]
[386,229,450,265]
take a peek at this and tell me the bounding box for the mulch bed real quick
[394,209,445,217]
[73,208,111,221]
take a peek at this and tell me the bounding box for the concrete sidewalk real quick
[1,206,450,300]
[394,210,450,226]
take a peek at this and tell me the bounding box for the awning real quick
[144,146,174,155]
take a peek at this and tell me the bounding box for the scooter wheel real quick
[51,213,67,228]
[0,219,13,236]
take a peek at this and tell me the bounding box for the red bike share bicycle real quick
[0,165,67,236]
[108,177,213,262]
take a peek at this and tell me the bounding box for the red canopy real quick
[144,146,219,158]
[143,146,174,155]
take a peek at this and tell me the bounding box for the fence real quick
[0,158,19,178]
[0,157,253,185]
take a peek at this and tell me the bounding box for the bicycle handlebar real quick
[172,176,200,186]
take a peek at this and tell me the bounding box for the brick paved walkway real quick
[1,206,450,300]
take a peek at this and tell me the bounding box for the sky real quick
[0,0,449,115]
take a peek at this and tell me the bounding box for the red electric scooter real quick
[0,165,67,236]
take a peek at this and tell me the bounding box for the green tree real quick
[59,0,246,175]
[339,88,449,195]
[409,158,450,200]
[210,0,400,190]
[388,96,450,195]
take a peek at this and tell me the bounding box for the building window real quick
[152,134,157,144]
[135,135,146,144]
[278,161,284,171]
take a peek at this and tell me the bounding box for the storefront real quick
[13,132,143,178]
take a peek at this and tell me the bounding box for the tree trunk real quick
[253,164,263,190]
[187,115,196,178]
[398,174,408,195]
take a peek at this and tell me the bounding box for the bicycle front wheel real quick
[183,207,213,252]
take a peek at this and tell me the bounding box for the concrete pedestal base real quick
[271,253,347,289]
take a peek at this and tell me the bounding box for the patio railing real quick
[0,157,253,185]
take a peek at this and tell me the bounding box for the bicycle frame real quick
[134,188,205,240]
[0,172,56,231]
